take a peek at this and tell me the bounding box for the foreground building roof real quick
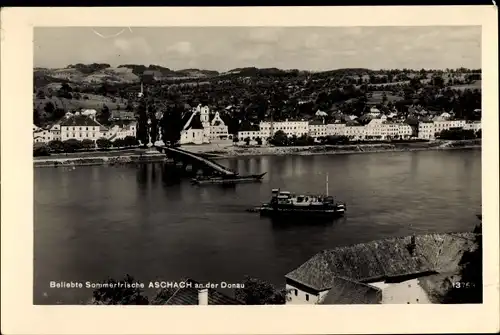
[165,279,243,305]
[317,276,382,304]
[285,232,478,292]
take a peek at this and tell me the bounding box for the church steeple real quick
[138,81,144,98]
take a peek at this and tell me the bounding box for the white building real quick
[237,119,309,142]
[50,124,61,141]
[60,114,103,141]
[364,119,413,140]
[259,119,309,139]
[81,109,98,118]
[326,122,347,137]
[308,120,328,138]
[417,119,480,139]
[417,121,436,140]
[180,106,210,145]
[433,119,467,134]
[209,111,229,140]
[102,122,137,141]
[343,125,366,140]
[284,233,477,305]
[33,111,137,144]
[237,130,263,141]
[180,104,230,144]
[33,128,53,143]
[463,121,482,132]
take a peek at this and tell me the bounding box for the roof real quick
[60,115,101,127]
[285,232,478,292]
[239,120,259,131]
[318,277,382,305]
[308,119,324,126]
[185,113,205,130]
[165,279,243,305]
[111,110,135,118]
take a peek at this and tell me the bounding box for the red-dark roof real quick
[165,279,244,305]
[60,115,101,127]
[308,119,324,125]
[318,277,382,304]
[285,232,478,292]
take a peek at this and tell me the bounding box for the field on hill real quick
[34,94,128,112]
[34,67,141,85]
[367,91,403,104]
[451,80,482,91]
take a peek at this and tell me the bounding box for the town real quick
[33,66,482,156]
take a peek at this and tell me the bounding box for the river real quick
[34,149,481,304]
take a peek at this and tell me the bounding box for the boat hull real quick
[191,173,266,185]
[259,206,345,219]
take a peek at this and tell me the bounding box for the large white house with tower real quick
[179,104,230,145]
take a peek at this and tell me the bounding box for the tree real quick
[136,100,150,146]
[33,143,50,157]
[98,104,111,126]
[81,139,95,150]
[296,134,314,146]
[33,109,41,127]
[36,90,46,99]
[123,135,139,147]
[432,75,445,88]
[255,137,263,145]
[436,129,476,140]
[96,137,112,149]
[44,102,55,116]
[62,139,83,153]
[48,140,64,153]
[160,104,183,146]
[244,137,251,145]
[268,130,288,146]
[235,276,289,305]
[91,275,149,305]
[113,138,125,148]
[441,222,482,303]
[148,104,159,144]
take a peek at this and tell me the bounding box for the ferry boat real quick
[191,172,266,185]
[257,174,346,219]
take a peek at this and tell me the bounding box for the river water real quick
[34,149,481,304]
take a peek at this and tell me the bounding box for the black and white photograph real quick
[32,25,484,306]
[1,5,498,335]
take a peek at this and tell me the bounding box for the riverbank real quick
[34,151,167,168]
[33,139,480,168]
[189,139,481,159]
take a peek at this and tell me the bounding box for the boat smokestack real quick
[326,173,329,197]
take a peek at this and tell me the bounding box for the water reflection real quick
[34,149,481,304]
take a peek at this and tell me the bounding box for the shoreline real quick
[34,140,481,168]
[210,144,481,160]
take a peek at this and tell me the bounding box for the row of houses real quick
[418,119,481,139]
[237,115,481,142]
[33,109,137,144]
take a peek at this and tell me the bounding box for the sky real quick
[34,26,481,71]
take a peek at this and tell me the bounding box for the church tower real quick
[200,105,210,123]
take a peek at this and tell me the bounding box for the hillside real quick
[34,64,222,86]
[34,67,140,87]
[176,68,219,77]
[34,94,128,112]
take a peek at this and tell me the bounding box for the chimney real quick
[198,288,208,305]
